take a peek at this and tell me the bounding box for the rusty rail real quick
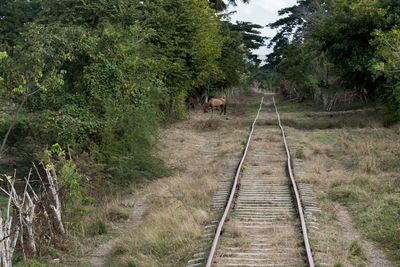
[205,97,264,267]
[273,96,315,267]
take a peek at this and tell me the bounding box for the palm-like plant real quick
[210,0,250,11]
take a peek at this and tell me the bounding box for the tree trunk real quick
[0,94,27,159]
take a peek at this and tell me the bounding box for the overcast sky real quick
[227,0,297,61]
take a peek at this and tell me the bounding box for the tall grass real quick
[282,102,400,263]
[327,127,400,261]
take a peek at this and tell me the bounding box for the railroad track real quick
[187,96,319,267]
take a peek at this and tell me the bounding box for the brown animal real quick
[204,98,226,115]
[185,96,196,110]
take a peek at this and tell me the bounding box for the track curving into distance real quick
[205,96,315,267]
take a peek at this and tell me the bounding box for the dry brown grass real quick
[102,95,261,266]
[269,225,300,248]
[283,110,399,265]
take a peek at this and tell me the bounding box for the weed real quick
[112,243,130,256]
[328,185,367,204]
[14,259,47,267]
[347,240,367,263]
[280,100,400,264]
[124,259,138,267]
[295,148,305,159]
[86,219,108,237]
[197,118,220,131]
[333,262,345,267]
[107,208,129,222]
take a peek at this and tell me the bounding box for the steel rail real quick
[205,97,264,267]
[273,96,315,267]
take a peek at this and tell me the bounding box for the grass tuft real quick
[347,240,368,263]
[107,208,130,222]
[86,219,108,237]
[295,148,305,159]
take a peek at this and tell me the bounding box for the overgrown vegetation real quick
[0,0,266,264]
[104,96,253,266]
[327,127,400,262]
[280,100,400,263]
[268,0,400,119]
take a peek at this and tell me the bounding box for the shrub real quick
[102,100,169,183]
[86,219,108,237]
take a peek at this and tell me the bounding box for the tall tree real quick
[230,21,266,64]
[209,0,250,11]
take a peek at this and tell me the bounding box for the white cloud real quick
[255,0,291,12]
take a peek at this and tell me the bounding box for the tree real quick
[371,27,400,119]
[0,24,66,159]
[267,0,400,118]
[0,0,41,50]
[230,21,266,64]
[209,0,250,11]
[267,0,323,68]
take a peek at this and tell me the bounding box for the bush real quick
[371,28,400,120]
[108,208,129,222]
[86,219,108,237]
[102,100,170,184]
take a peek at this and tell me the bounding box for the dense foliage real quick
[0,0,268,262]
[268,0,400,119]
[0,0,265,183]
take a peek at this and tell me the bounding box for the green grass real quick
[329,183,400,262]
[276,101,324,112]
[276,99,372,113]
[107,208,130,222]
[279,106,392,131]
[347,240,368,265]
[244,103,263,111]
[276,96,400,264]
[307,131,338,145]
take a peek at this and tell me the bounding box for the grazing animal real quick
[185,96,196,110]
[204,98,227,115]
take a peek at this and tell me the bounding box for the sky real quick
[227,0,297,61]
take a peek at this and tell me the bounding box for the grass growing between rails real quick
[281,102,400,264]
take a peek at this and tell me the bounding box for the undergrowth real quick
[279,98,400,263]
